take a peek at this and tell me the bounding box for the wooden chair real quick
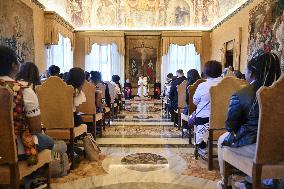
[78,81,103,139]
[36,77,87,170]
[175,80,187,129]
[181,79,206,140]
[223,76,284,189]
[203,76,247,170]
[0,86,52,189]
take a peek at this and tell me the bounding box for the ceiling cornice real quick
[31,0,45,10]
[211,0,254,31]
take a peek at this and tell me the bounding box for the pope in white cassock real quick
[137,76,148,97]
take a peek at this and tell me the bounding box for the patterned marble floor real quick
[51,99,222,189]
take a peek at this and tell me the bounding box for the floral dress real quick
[0,80,38,165]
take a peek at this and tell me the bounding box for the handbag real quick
[50,141,70,178]
[188,102,210,129]
[83,133,101,161]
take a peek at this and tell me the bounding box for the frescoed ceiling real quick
[38,0,249,30]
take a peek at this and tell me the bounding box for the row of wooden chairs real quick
[0,76,123,188]
[177,77,247,170]
[223,76,284,189]
[177,75,284,187]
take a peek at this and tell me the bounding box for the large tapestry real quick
[0,0,34,63]
[126,36,160,85]
[248,0,284,73]
[39,0,250,30]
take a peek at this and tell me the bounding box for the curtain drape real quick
[46,33,73,73]
[85,43,125,82]
[161,43,201,91]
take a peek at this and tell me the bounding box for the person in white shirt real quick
[192,60,223,154]
[65,68,87,127]
[110,75,122,98]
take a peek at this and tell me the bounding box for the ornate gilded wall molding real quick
[31,0,45,10]
[211,0,254,30]
[44,11,75,48]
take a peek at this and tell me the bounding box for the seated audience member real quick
[40,69,49,82]
[234,70,245,80]
[90,71,111,107]
[63,72,69,81]
[193,61,222,153]
[169,69,186,120]
[59,73,64,79]
[184,69,201,115]
[85,71,90,81]
[111,75,122,96]
[48,65,60,77]
[164,73,174,97]
[0,46,54,165]
[216,52,281,189]
[222,66,234,77]
[16,62,41,91]
[154,80,161,99]
[65,68,86,127]
[124,79,132,99]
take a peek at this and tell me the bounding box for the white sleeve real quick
[22,88,41,118]
[193,85,201,105]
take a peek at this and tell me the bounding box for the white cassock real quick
[137,77,148,97]
[142,77,148,97]
[137,78,143,97]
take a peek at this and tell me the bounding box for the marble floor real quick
[51,99,222,189]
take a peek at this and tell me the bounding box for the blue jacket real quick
[222,82,260,147]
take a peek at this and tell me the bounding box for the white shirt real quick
[0,77,40,117]
[73,90,86,112]
[110,81,121,95]
[193,77,222,118]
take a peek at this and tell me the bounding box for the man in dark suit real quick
[169,69,186,121]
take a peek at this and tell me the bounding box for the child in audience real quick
[0,46,54,188]
[193,61,222,154]
[216,52,281,189]
[65,67,86,127]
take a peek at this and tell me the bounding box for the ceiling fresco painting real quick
[39,0,249,30]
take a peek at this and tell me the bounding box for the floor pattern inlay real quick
[121,153,168,172]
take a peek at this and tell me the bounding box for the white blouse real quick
[193,77,222,118]
[73,90,86,112]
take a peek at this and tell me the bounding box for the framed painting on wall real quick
[126,36,161,86]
